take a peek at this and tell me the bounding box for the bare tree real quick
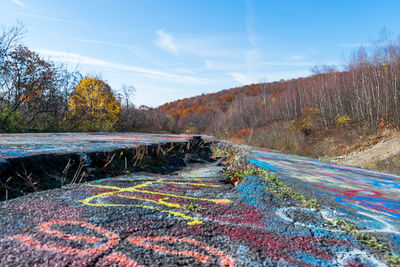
[0,22,25,98]
[121,84,136,108]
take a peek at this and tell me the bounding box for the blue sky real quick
[1,0,400,106]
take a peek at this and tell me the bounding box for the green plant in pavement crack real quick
[212,143,320,209]
[260,169,320,209]
[384,254,400,265]
[327,218,398,265]
[182,203,205,212]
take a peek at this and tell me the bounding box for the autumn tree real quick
[67,77,120,131]
[0,45,61,131]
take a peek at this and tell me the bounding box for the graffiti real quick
[0,153,393,266]
[248,151,400,215]
[127,236,234,267]
[0,132,193,158]
[105,253,142,267]
[247,147,400,259]
[9,220,119,255]
[314,185,400,219]
[80,178,231,225]
[7,220,234,267]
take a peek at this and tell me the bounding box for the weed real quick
[104,153,116,168]
[211,143,252,186]
[319,156,333,162]
[261,170,321,209]
[70,157,87,185]
[182,203,205,212]
[132,144,148,168]
[224,167,259,186]
[213,143,321,209]
[327,218,392,261]
[1,176,12,201]
[300,198,320,209]
[384,254,400,265]
[16,164,37,192]
[355,233,388,252]
[61,159,72,186]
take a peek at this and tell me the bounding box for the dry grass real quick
[232,121,400,163]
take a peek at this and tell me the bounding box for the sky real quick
[1,0,400,107]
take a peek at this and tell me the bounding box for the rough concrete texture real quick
[0,163,388,266]
[0,133,195,158]
[0,136,398,266]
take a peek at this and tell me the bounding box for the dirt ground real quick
[332,133,400,175]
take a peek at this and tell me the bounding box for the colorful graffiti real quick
[0,132,194,158]
[315,185,400,220]
[247,146,400,250]
[8,220,119,255]
[5,220,234,267]
[80,178,231,225]
[0,151,391,266]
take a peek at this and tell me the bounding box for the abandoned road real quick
[0,134,398,266]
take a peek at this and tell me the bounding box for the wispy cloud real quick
[73,38,137,49]
[73,38,167,67]
[35,49,209,85]
[336,42,371,48]
[11,0,24,7]
[205,60,251,85]
[263,60,342,68]
[155,30,179,55]
[284,54,307,61]
[7,12,73,24]
[228,72,251,84]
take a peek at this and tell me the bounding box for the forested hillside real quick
[157,36,400,159]
[158,81,286,132]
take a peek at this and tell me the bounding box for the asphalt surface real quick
[248,146,400,254]
[0,135,398,266]
[0,132,194,158]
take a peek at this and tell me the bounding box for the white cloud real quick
[284,55,307,61]
[172,68,195,74]
[73,38,137,49]
[35,49,209,85]
[11,0,24,7]
[228,72,251,85]
[336,42,371,48]
[13,12,73,24]
[155,30,179,55]
[261,60,342,67]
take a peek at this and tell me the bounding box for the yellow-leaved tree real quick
[67,77,120,131]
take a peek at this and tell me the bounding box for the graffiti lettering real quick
[9,220,233,266]
[11,220,119,255]
[80,178,231,225]
[128,236,234,267]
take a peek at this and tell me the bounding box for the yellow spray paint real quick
[79,178,230,225]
